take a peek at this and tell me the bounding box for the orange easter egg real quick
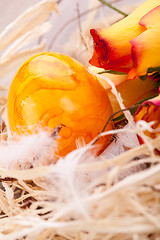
[7,52,113,158]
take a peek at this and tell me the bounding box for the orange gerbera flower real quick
[7,52,113,158]
[134,90,160,144]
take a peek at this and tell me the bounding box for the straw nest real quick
[0,0,160,239]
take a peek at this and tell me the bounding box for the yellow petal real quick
[129,29,160,77]
[139,5,160,29]
[89,66,157,116]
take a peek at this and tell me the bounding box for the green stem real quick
[98,70,127,75]
[99,0,128,17]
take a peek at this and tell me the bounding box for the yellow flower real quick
[89,66,157,114]
[7,52,113,158]
[89,0,160,78]
[134,90,160,144]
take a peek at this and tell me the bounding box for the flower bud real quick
[89,0,160,78]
